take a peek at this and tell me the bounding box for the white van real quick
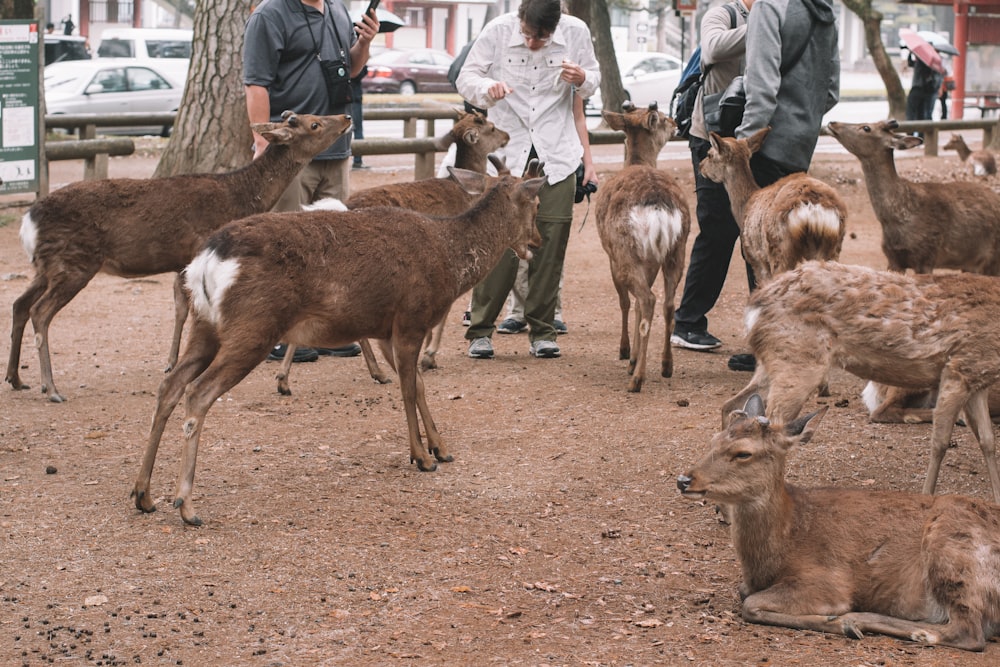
[96,28,192,60]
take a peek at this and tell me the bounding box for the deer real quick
[678,394,1000,651]
[722,260,1000,503]
[5,111,352,403]
[942,132,997,177]
[273,109,511,395]
[698,128,847,286]
[130,162,545,526]
[594,102,690,392]
[862,381,1000,424]
[827,119,1000,418]
[826,120,1000,275]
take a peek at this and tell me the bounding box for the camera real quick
[574,162,597,203]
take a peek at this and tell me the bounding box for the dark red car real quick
[362,48,456,95]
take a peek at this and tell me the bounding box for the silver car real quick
[44,58,186,135]
[585,51,683,116]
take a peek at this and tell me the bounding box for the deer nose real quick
[676,475,692,492]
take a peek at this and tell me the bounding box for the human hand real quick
[488,81,513,100]
[559,60,585,87]
[354,11,379,43]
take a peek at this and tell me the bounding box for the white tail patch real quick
[744,305,761,334]
[973,161,989,177]
[20,211,37,262]
[629,206,684,263]
[786,203,842,238]
[303,198,348,212]
[861,381,880,414]
[185,249,240,325]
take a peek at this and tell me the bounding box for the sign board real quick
[675,0,698,11]
[0,20,40,195]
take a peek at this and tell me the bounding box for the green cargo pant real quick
[466,172,574,344]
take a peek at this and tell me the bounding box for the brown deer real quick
[594,102,690,392]
[723,260,1000,502]
[275,110,511,394]
[678,394,1000,651]
[698,128,847,285]
[130,163,545,526]
[826,120,1000,275]
[862,381,1000,424]
[942,132,997,177]
[6,111,352,403]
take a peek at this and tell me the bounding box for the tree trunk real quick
[565,0,625,119]
[840,0,906,119]
[154,0,252,177]
[1,0,37,19]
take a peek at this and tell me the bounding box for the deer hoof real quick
[412,456,437,472]
[131,488,157,514]
[47,391,66,404]
[432,448,453,463]
[174,497,203,526]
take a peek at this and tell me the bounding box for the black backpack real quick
[670,3,738,138]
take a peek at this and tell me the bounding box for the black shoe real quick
[268,344,319,363]
[352,162,370,170]
[728,353,756,372]
[553,319,568,334]
[671,329,722,351]
[316,343,362,357]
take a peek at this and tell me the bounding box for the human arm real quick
[455,23,509,108]
[245,84,273,159]
[735,2,782,138]
[700,4,747,66]
[349,10,379,78]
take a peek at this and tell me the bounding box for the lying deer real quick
[594,102,690,392]
[678,394,1000,651]
[942,133,997,177]
[275,110,511,394]
[826,120,1000,275]
[131,163,545,525]
[862,381,1000,424]
[723,260,1000,502]
[698,128,846,285]
[6,111,351,403]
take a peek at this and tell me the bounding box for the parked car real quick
[362,48,455,95]
[96,28,193,60]
[43,33,91,64]
[585,51,683,115]
[44,59,185,136]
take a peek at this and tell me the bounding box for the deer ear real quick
[520,176,546,199]
[708,131,724,151]
[602,111,626,132]
[744,394,766,418]
[462,129,480,145]
[446,167,488,195]
[891,134,924,151]
[256,125,294,144]
[747,127,770,153]
[784,406,829,446]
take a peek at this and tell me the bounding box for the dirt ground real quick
[2,136,999,666]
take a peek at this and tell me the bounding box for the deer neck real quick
[719,160,759,229]
[856,150,910,217]
[222,144,305,216]
[453,144,489,173]
[953,141,972,161]
[624,137,661,168]
[448,188,524,292]
[730,485,794,593]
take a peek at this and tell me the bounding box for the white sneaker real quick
[529,340,561,358]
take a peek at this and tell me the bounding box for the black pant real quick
[674,138,793,334]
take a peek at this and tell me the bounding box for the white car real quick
[44,58,187,135]
[585,51,683,116]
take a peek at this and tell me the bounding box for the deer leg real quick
[28,267,99,402]
[392,338,438,472]
[960,389,1000,503]
[414,362,450,463]
[660,263,679,380]
[611,273,632,362]
[359,339,392,384]
[172,340,274,526]
[165,272,189,373]
[628,282,656,393]
[133,320,219,515]
[836,612,988,650]
[275,344,296,396]
[763,355,831,425]
[924,373,968,496]
[420,307,449,371]
[6,274,47,391]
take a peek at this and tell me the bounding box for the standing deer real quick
[723,260,1000,502]
[942,133,997,177]
[679,394,1000,651]
[698,128,846,285]
[131,164,545,526]
[594,102,690,392]
[6,111,352,402]
[274,110,511,394]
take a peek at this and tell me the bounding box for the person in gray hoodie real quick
[726,0,839,371]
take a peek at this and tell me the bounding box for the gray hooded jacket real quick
[735,0,839,172]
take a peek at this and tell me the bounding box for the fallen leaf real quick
[634,618,663,628]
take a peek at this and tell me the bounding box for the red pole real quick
[953,0,968,119]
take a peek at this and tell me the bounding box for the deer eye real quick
[862,125,871,133]
[733,452,752,461]
[311,122,320,130]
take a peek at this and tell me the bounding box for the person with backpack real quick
[671,1,752,354]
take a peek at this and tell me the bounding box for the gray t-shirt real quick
[244,0,356,159]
